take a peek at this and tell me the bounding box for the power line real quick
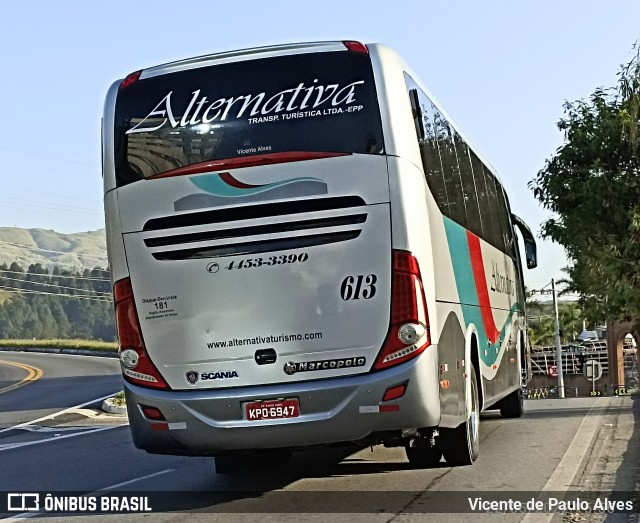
[0,158,96,180]
[0,254,107,270]
[0,195,99,216]
[0,206,104,229]
[4,182,99,204]
[0,268,110,282]
[0,239,106,262]
[0,146,99,169]
[0,276,112,296]
[0,286,112,302]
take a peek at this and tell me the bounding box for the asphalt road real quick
[0,351,638,522]
[0,351,122,426]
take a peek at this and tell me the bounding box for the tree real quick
[0,262,115,341]
[529,44,640,326]
[527,299,584,347]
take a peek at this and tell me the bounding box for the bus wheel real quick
[442,365,480,466]
[405,437,442,468]
[500,388,524,418]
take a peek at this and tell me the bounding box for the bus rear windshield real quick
[114,51,384,186]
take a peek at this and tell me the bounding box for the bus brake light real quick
[120,70,142,90]
[114,278,169,390]
[373,250,430,370]
[343,41,368,54]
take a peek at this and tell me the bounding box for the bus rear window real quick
[114,51,384,186]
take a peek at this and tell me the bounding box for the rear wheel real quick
[442,365,480,466]
[499,388,524,418]
[405,437,442,468]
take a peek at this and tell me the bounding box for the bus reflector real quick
[382,383,407,402]
[141,405,166,421]
[113,278,169,390]
[373,250,430,370]
[343,41,368,54]
[378,404,400,413]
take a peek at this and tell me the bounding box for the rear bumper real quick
[124,348,441,455]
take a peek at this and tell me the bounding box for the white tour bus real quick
[102,40,537,469]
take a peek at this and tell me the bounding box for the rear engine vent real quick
[141,196,369,261]
[143,196,366,232]
[151,231,361,261]
[144,214,366,248]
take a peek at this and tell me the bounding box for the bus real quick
[102,40,537,469]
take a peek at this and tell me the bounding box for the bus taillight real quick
[343,41,368,54]
[114,278,169,390]
[120,70,142,90]
[373,250,431,370]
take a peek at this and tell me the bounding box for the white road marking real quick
[19,424,94,433]
[97,469,174,490]
[0,425,124,452]
[0,393,119,435]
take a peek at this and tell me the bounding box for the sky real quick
[1,0,638,291]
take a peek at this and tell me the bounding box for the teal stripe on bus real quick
[443,218,520,368]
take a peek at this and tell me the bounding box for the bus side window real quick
[406,78,450,215]
[482,167,507,253]
[434,115,468,228]
[421,101,449,214]
[496,185,517,260]
[455,137,483,239]
[468,151,488,240]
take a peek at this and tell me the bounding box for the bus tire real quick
[405,438,442,468]
[500,388,524,418]
[442,365,480,466]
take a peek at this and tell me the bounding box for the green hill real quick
[0,228,107,270]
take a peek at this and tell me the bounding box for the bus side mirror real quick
[511,214,538,269]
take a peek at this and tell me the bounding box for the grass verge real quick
[0,339,118,352]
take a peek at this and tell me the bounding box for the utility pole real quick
[552,279,565,399]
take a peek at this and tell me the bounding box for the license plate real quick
[245,399,299,421]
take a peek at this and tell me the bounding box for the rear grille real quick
[141,196,369,261]
[144,214,366,248]
[143,196,366,231]
[152,231,361,261]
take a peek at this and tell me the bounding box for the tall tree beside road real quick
[530,44,640,326]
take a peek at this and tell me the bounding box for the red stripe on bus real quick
[148,151,351,179]
[218,172,263,189]
[466,231,500,343]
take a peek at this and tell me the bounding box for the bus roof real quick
[138,41,351,80]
